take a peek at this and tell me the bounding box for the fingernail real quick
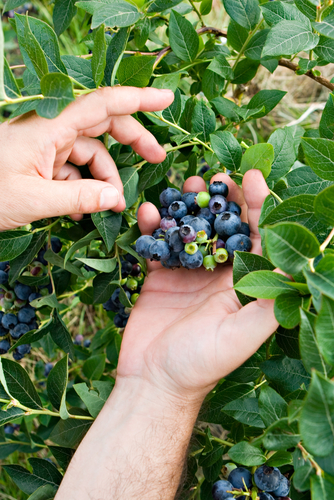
[100,187,120,210]
[121,194,126,206]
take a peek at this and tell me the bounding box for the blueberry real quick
[131,264,142,277]
[14,343,31,358]
[203,255,217,271]
[103,297,119,313]
[14,284,32,301]
[0,311,3,322]
[111,289,122,308]
[29,293,41,303]
[136,235,156,259]
[162,252,181,269]
[0,340,10,354]
[179,249,203,269]
[214,248,228,263]
[4,424,15,434]
[199,164,210,177]
[179,224,197,244]
[222,463,237,479]
[28,320,39,331]
[240,222,250,237]
[189,217,212,238]
[214,212,242,237]
[0,261,9,271]
[197,208,215,226]
[159,188,181,207]
[2,314,18,330]
[0,271,8,284]
[180,215,195,226]
[121,260,133,278]
[226,234,252,258]
[228,467,252,490]
[152,228,165,239]
[159,207,169,219]
[212,479,233,500]
[168,230,184,253]
[84,339,91,348]
[258,494,275,500]
[168,201,188,219]
[209,181,229,198]
[18,307,36,324]
[209,195,228,215]
[131,293,140,304]
[196,191,211,208]
[272,475,290,497]
[37,248,48,266]
[124,251,138,265]
[10,323,30,340]
[44,362,54,377]
[160,217,177,231]
[149,240,171,261]
[51,237,62,254]
[181,192,198,213]
[216,239,226,249]
[226,201,241,216]
[74,334,84,345]
[254,465,281,492]
[0,325,8,337]
[114,313,129,328]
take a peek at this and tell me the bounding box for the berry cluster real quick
[0,238,63,360]
[103,253,144,329]
[213,465,291,500]
[135,182,251,270]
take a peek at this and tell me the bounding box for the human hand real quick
[0,87,174,230]
[118,170,279,404]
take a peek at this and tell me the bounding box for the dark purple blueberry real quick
[149,240,171,261]
[29,293,42,303]
[159,207,169,219]
[84,339,91,348]
[136,235,156,259]
[152,228,165,239]
[103,297,120,313]
[162,252,181,269]
[124,251,138,265]
[114,313,129,328]
[179,225,197,243]
[2,314,18,330]
[169,229,184,253]
[18,307,35,324]
[228,467,252,490]
[0,261,9,271]
[159,188,181,207]
[179,249,203,269]
[209,195,228,215]
[199,164,210,177]
[131,264,142,277]
[254,465,281,492]
[168,201,188,219]
[214,212,241,237]
[160,217,177,231]
[189,217,212,238]
[209,181,229,198]
[181,192,198,213]
[239,222,250,236]
[0,271,8,285]
[212,480,233,500]
[0,339,10,354]
[226,201,241,216]
[51,237,62,254]
[180,215,195,226]
[121,260,133,278]
[37,248,48,266]
[216,239,226,249]
[14,344,31,358]
[74,334,84,345]
[226,234,252,258]
[258,494,275,500]
[10,323,30,340]
[197,207,215,225]
[44,362,54,377]
[165,226,179,244]
[14,284,32,301]
[28,320,38,331]
[31,265,43,276]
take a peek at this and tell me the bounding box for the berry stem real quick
[188,0,205,26]
[32,218,61,233]
[0,397,94,420]
[269,190,283,204]
[320,226,334,253]
[297,443,323,476]
[193,427,234,447]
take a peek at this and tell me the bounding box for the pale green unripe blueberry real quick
[185,242,199,255]
[196,230,208,243]
[131,293,140,305]
[198,245,209,257]
[222,462,237,479]
[214,248,228,263]
[196,191,211,208]
[126,277,138,291]
[203,255,217,271]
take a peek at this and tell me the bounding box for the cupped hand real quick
[118,170,278,402]
[0,87,174,230]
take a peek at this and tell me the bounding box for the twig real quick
[320,227,334,252]
[278,58,334,91]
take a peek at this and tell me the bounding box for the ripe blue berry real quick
[199,163,210,176]
[152,228,165,239]
[28,320,39,331]
[212,479,233,500]
[136,235,156,259]
[0,325,7,337]
[179,224,197,244]
[209,181,229,198]
[14,284,32,301]
[226,201,241,216]
[124,251,138,265]
[181,192,198,213]
[2,314,18,330]
[162,252,181,269]
[14,344,31,358]
[51,237,62,254]
[160,217,177,231]
[29,293,42,303]
[37,248,48,266]
[0,271,8,284]
[254,466,281,492]
[10,323,30,340]
[0,261,9,271]
[258,493,275,500]
[159,207,169,219]
[84,339,91,348]
[149,240,171,261]
[180,215,195,226]
[121,260,133,278]
[103,297,119,313]
[214,212,242,237]
[0,339,10,354]
[179,249,203,269]
[114,313,129,328]
[228,467,252,490]
[44,362,54,377]
[209,195,228,215]
[240,222,250,236]
[226,234,252,258]
[189,217,212,238]
[169,230,184,253]
[159,188,181,207]
[272,475,290,497]
[197,208,215,226]
[74,334,84,345]
[168,201,188,219]
[18,307,36,324]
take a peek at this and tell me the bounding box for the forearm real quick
[55,377,202,500]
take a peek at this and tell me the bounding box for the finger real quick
[137,202,163,273]
[183,176,206,193]
[53,87,175,134]
[242,170,270,255]
[210,173,247,221]
[67,136,125,212]
[53,163,82,181]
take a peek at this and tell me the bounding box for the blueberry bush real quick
[0,0,334,498]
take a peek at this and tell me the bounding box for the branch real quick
[278,58,334,91]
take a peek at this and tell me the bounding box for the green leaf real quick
[314,185,334,225]
[73,382,106,417]
[274,293,304,329]
[64,229,100,266]
[21,15,49,79]
[302,137,334,181]
[0,406,25,427]
[227,19,249,52]
[295,0,317,20]
[228,441,266,466]
[300,371,334,456]
[223,397,265,428]
[311,475,334,500]
[191,100,216,143]
[222,0,261,30]
[91,1,140,29]
[3,464,56,496]
[134,17,150,48]
[138,153,173,192]
[9,318,52,352]
[263,418,301,450]
[49,310,75,360]
[26,484,58,500]
[266,451,293,467]
[47,355,69,418]
[147,0,183,12]
[76,257,117,273]
[53,0,77,36]
[262,20,319,57]
[29,458,62,488]
[163,88,182,125]
[267,128,296,182]
[258,385,288,427]
[91,212,122,252]
[265,222,320,274]
[234,270,294,299]
[202,69,225,101]
[304,255,334,301]
[117,55,155,87]
[300,309,328,375]
[83,354,106,380]
[152,73,181,93]
[314,35,334,62]
[240,143,274,179]
[200,0,213,15]
[261,356,311,393]
[184,152,198,180]
[227,352,264,383]
[92,25,106,87]
[4,58,21,99]
[4,0,26,10]
[313,13,334,39]
[36,73,74,119]
[119,167,139,208]
[48,446,75,471]
[233,252,275,306]
[92,269,119,304]
[211,96,240,121]
[319,93,334,140]
[316,295,334,365]
[44,249,83,278]
[244,29,270,61]
[283,166,333,199]
[262,1,310,26]
[116,223,141,248]
[104,27,130,86]
[232,58,259,84]
[210,131,242,171]
[169,10,199,62]
[50,408,92,447]
[1,358,42,410]
[0,231,33,261]
[207,54,234,80]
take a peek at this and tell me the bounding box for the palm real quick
[118,172,278,398]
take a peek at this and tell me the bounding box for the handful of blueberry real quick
[212,465,291,500]
[135,182,252,270]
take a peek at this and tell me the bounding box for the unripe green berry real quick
[120,278,127,286]
[198,246,209,258]
[214,248,228,263]
[222,463,237,479]
[126,278,138,291]
[196,191,211,208]
[203,255,217,271]
[185,242,199,255]
[40,288,50,296]
[131,293,140,305]
[135,272,145,284]
[196,230,208,243]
